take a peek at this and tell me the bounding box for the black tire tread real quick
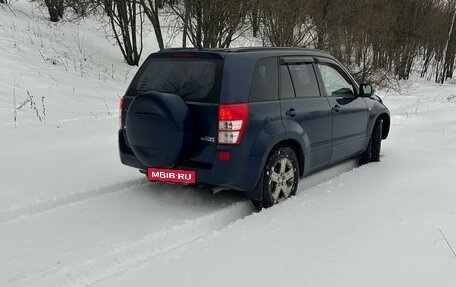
[254,147,299,209]
[363,119,383,163]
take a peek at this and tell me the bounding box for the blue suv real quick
[119,47,390,208]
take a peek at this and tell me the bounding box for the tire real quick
[362,118,383,163]
[253,147,300,209]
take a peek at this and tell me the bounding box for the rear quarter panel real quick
[219,54,257,104]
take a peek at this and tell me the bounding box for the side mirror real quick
[360,84,374,97]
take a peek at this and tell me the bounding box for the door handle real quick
[285,108,297,117]
[332,105,341,112]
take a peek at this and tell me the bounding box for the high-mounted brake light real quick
[171,52,196,58]
[218,104,248,144]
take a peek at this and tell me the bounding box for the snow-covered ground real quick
[98,89,456,287]
[1,1,456,286]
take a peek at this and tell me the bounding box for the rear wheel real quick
[253,147,299,209]
[363,118,383,163]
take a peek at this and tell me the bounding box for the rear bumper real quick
[119,131,264,199]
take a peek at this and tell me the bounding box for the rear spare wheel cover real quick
[126,92,193,168]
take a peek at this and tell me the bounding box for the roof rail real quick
[159,46,328,55]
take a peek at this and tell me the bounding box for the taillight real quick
[218,104,248,144]
[119,97,124,129]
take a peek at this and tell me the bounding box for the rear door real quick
[279,57,332,172]
[315,58,369,163]
[124,52,223,167]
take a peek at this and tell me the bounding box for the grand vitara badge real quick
[200,136,215,143]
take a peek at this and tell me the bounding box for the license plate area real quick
[147,168,196,184]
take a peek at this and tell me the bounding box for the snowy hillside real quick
[1,1,456,287]
[0,0,144,221]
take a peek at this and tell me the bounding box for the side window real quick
[317,63,354,97]
[249,58,278,102]
[288,63,320,98]
[280,65,295,99]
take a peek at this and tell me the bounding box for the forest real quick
[2,0,456,87]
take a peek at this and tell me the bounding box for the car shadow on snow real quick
[128,158,361,211]
[297,159,361,194]
[124,180,248,210]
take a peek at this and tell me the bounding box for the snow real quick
[1,1,456,286]
[0,0,141,221]
[94,85,456,287]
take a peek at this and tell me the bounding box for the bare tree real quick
[170,0,249,48]
[139,0,165,50]
[258,0,313,47]
[100,0,114,16]
[439,1,456,83]
[43,0,65,22]
[108,0,144,65]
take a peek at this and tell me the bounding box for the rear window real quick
[133,58,221,102]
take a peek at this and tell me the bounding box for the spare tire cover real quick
[126,92,193,168]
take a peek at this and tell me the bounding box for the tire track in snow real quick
[0,178,148,224]
[19,201,254,287]
[19,160,360,287]
[5,159,359,287]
